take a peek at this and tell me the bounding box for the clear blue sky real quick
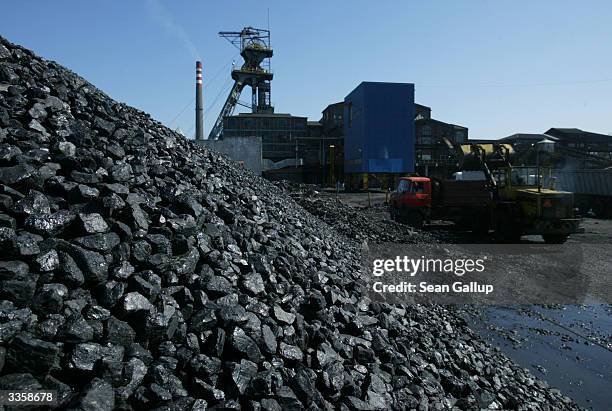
[3,1,611,139]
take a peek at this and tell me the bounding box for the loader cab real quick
[495,166,555,200]
[494,166,547,188]
[510,167,540,187]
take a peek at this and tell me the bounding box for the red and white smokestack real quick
[195,61,204,140]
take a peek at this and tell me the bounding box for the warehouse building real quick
[497,131,612,169]
[545,128,612,160]
[343,82,415,189]
[415,103,432,120]
[415,114,468,179]
[222,112,307,163]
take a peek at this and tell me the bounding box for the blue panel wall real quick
[343,82,415,174]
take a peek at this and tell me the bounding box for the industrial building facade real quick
[494,130,612,169]
[343,82,415,188]
[222,113,307,162]
[414,114,468,179]
[545,128,612,160]
[200,27,610,189]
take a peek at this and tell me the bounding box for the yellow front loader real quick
[456,142,581,243]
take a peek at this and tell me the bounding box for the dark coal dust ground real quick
[331,191,612,410]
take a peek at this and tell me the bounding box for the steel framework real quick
[208,27,274,140]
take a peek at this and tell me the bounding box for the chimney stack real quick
[195,61,204,140]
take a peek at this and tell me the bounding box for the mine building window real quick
[420,136,432,145]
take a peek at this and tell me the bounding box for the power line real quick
[203,53,238,92]
[205,78,233,116]
[168,53,239,128]
[169,98,193,127]
[418,77,612,88]
[185,80,234,138]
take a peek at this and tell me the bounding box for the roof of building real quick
[501,133,559,143]
[416,117,468,130]
[228,112,307,119]
[307,121,322,127]
[467,139,498,144]
[545,128,612,142]
[322,101,344,113]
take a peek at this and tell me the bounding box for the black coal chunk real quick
[6,333,60,374]
[71,377,115,411]
[12,190,50,215]
[6,232,42,257]
[76,213,109,234]
[230,327,263,363]
[64,244,108,285]
[227,359,258,395]
[0,163,36,185]
[24,210,76,236]
[0,260,29,279]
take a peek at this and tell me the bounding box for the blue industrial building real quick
[343,82,415,183]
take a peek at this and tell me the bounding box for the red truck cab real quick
[390,175,493,230]
[389,177,432,227]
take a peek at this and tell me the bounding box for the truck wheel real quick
[406,212,424,229]
[494,221,522,243]
[542,234,569,244]
[471,218,490,236]
[592,203,606,219]
[593,202,612,219]
[494,209,522,243]
[495,230,522,243]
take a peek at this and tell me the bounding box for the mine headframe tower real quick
[208,26,273,140]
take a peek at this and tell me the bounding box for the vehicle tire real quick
[577,205,590,215]
[592,203,607,219]
[471,218,490,236]
[455,218,470,231]
[542,234,569,244]
[406,212,424,229]
[494,207,522,243]
[592,201,612,219]
[494,219,521,243]
[495,230,522,243]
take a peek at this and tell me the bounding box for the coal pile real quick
[0,36,580,410]
[274,182,436,244]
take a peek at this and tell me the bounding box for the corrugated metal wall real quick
[343,82,415,174]
[552,169,612,196]
[196,136,263,175]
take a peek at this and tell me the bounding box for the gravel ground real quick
[320,191,612,408]
[0,36,583,410]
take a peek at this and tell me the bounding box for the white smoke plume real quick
[146,0,201,61]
